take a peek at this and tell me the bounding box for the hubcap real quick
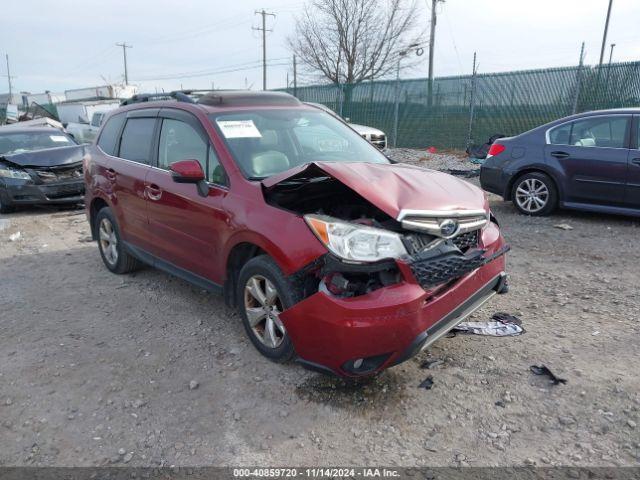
[243,275,286,349]
[98,218,118,266]
[515,178,549,213]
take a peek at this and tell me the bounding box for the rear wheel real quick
[236,255,302,362]
[95,207,141,274]
[511,172,557,216]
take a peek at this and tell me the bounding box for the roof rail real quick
[197,90,300,107]
[120,91,196,106]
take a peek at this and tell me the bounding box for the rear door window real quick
[97,112,125,155]
[569,116,629,148]
[118,118,156,163]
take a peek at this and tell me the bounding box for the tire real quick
[95,207,141,274]
[511,172,558,216]
[236,255,303,363]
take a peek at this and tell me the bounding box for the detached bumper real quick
[1,179,85,206]
[280,227,509,377]
[480,165,511,199]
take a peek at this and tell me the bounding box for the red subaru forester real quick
[84,90,509,377]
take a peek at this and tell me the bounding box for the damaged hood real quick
[0,145,85,168]
[262,161,488,219]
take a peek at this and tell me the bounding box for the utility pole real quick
[293,55,297,97]
[608,43,616,65]
[116,42,132,84]
[253,9,275,90]
[5,54,12,100]
[572,42,585,114]
[598,0,614,67]
[427,0,444,107]
[466,52,478,149]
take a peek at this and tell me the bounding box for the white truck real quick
[57,101,120,144]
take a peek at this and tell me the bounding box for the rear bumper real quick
[1,179,85,206]
[280,226,508,377]
[480,165,511,199]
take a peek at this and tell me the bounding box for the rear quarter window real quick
[97,112,125,155]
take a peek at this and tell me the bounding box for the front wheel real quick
[236,255,301,363]
[511,172,558,216]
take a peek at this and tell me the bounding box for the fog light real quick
[342,353,392,375]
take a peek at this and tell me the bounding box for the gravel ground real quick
[1,150,639,467]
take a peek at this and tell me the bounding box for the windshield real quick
[209,108,389,179]
[0,131,77,156]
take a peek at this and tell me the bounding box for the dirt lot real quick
[1,150,639,467]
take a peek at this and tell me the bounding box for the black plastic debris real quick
[420,358,444,369]
[418,376,434,390]
[466,133,506,160]
[492,312,522,326]
[495,400,506,408]
[447,168,481,178]
[530,365,567,385]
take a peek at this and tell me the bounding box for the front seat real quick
[250,130,290,177]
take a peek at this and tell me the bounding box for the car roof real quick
[0,126,69,135]
[118,90,313,115]
[561,107,640,121]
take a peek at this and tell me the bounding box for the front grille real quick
[43,183,85,199]
[34,164,83,184]
[409,251,485,289]
[452,230,479,251]
[404,229,479,255]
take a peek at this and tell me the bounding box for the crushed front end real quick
[264,162,509,377]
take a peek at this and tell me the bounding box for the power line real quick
[116,42,133,84]
[253,9,276,90]
[132,59,289,82]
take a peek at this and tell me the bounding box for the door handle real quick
[105,168,117,181]
[631,158,640,166]
[551,151,570,159]
[146,184,163,201]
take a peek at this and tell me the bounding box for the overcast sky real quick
[2,0,639,95]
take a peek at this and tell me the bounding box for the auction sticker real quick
[50,135,70,142]
[217,119,262,139]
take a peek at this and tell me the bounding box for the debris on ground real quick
[9,232,21,242]
[530,365,567,385]
[418,376,434,390]
[454,312,524,336]
[420,358,444,369]
[554,224,574,231]
[447,168,481,178]
[465,133,506,160]
[189,380,199,390]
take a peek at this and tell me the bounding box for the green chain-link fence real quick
[281,61,640,150]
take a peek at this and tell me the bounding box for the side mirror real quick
[170,159,205,183]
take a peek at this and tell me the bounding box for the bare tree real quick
[289,0,422,85]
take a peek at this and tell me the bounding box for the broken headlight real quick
[304,214,408,263]
[0,166,31,180]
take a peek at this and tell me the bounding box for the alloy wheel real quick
[515,178,549,213]
[243,275,286,349]
[98,217,119,266]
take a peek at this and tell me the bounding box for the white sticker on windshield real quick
[50,135,69,142]
[216,120,262,139]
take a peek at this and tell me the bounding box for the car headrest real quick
[251,151,290,177]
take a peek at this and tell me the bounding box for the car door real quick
[109,109,159,251]
[624,115,640,208]
[145,108,230,284]
[545,114,630,206]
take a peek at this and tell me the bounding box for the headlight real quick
[304,214,408,263]
[0,166,31,180]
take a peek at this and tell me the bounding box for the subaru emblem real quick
[439,219,459,238]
